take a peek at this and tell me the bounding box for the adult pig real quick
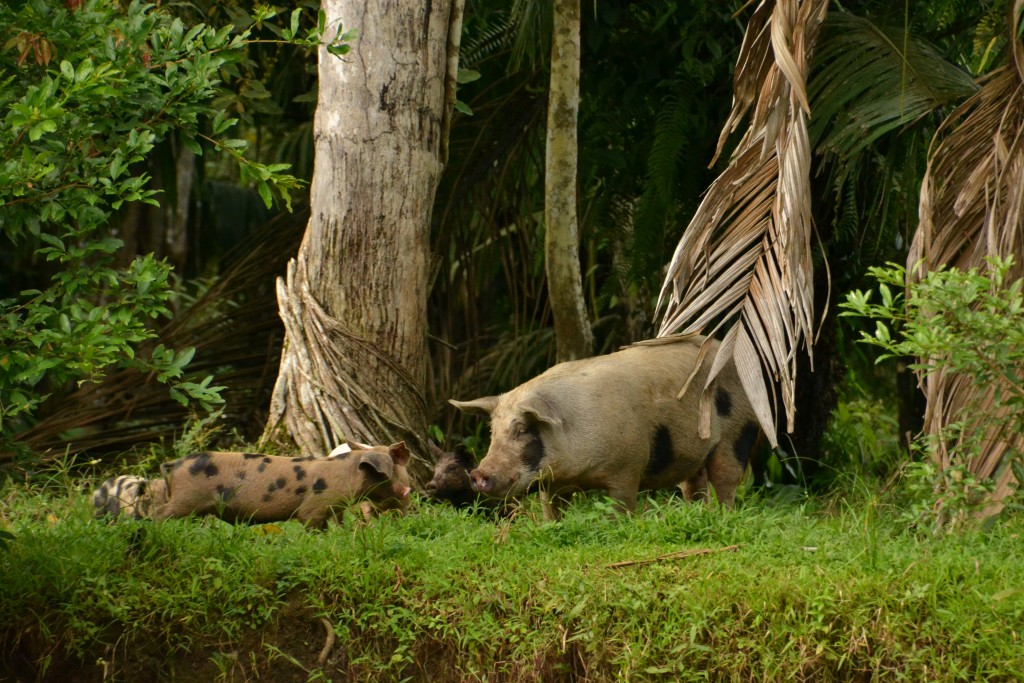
[152,443,412,528]
[450,335,760,518]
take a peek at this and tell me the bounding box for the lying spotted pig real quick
[92,474,168,520]
[152,442,413,528]
[450,335,760,519]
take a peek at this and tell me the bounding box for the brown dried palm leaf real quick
[655,0,829,447]
[907,0,1024,510]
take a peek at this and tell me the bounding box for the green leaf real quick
[38,233,65,251]
[173,346,196,370]
[257,181,273,208]
[1012,460,1024,487]
[456,68,481,84]
[182,136,203,156]
[454,100,473,116]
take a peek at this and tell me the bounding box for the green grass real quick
[1,475,1023,682]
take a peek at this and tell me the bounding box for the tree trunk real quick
[545,0,593,362]
[262,0,463,481]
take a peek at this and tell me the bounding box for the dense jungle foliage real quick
[0,0,1011,485]
[2,1,1023,679]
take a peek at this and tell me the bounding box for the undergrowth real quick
[1,474,1023,682]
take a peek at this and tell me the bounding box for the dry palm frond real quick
[655,0,829,446]
[908,0,1024,511]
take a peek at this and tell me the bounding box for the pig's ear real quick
[427,440,445,460]
[449,396,498,416]
[359,451,395,478]
[519,395,562,427]
[453,444,477,468]
[387,441,411,467]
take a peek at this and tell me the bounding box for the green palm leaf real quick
[809,11,978,161]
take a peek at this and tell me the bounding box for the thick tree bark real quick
[545,0,593,362]
[263,0,462,480]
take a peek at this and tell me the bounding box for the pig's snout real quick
[470,469,493,494]
[425,480,438,495]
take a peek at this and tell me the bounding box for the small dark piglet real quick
[426,442,514,516]
[425,442,480,508]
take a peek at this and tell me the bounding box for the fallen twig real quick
[317,617,335,666]
[605,544,740,569]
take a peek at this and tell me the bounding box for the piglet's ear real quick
[359,451,395,478]
[453,444,477,468]
[449,396,499,416]
[387,441,411,467]
[427,440,445,460]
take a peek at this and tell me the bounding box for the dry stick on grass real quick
[606,544,740,570]
[318,617,335,666]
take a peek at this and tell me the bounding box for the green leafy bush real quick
[0,1,345,457]
[841,256,1024,526]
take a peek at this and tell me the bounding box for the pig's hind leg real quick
[680,467,709,502]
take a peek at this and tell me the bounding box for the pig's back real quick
[526,335,714,399]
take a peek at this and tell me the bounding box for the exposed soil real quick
[3,597,344,683]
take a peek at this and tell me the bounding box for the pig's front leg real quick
[605,478,641,515]
[539,488,572,521]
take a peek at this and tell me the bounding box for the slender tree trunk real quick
[263,0,463,480]
[545,0,593,362]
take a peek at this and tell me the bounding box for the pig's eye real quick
[513,424,528,438]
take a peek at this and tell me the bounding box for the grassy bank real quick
[1,476,1022,682]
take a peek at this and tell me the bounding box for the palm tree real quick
[657,0,1020,506]
[908,0,1024,511]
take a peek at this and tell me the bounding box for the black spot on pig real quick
[236,471,247,481]
[312,478,327,493]
[733,422,760,468]
[187,453,219,478]
[295,486,307,496]
[257,458,271,473]
[715,388,733,418]
[216,484,236,502]
[262,493,273,503]
[645,425,674,476]
[186,453,206,474]
[520,425,545,471]
[243,453,262,460]
[293,465,307,480]
[267,477,287,493]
